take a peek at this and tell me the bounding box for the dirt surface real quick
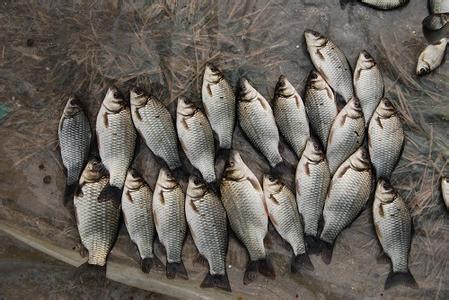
[0,0,449,299]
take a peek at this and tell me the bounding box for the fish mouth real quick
[360,50,372,60]
[130,86,146,97]
[416,67,430,76]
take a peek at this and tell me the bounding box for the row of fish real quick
[58,28,420,293]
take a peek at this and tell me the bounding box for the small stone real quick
[38,164,45,170]
[43,175,51,184]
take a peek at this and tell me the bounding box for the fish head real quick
[62,96,83,117]
[82,159,107,182]
[130,86,149,107]
[103,86,127,112]
[125,168,145,190]
[157,168,179,190]
[223,150,247,181]
[238,77,258,102]
[356,50,376,70]
[187,176,208,198]
[346,97,364,119]
[177,96,197,117]
[375,179,396,204]
[262,174,283,197]
[203,63,223,84]
[307,70,328,90]
[350,147,371,171]
[377,98,396,118]
[304,29,327,48]
[304,137,325,162]
[416,61,431,76]
[275,75,296,98]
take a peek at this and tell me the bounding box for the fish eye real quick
[194,178,201,185]
[313,143,320,151]
[134,87,144,96]
[268,176,276,182]
[361,149,368,160]
[363,52,371,59]
[384,100,392,107]
[209,65,218,72]
[310,72,318,80]
[382,181,391,190]
[113,91,121,99]
[353,99,361,108]
[313,31,320,37]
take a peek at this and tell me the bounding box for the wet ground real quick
[0,0,449,299]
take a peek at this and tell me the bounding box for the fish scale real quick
[131,92,181,170]
[74,167,120,266]
[360,0,409,10]
[429,0,449,13]
[368,99,404,179]
[96,93,136,189]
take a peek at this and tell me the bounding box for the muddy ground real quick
[0,0,448,299]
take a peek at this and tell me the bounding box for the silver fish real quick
[58,96,92,203]
[429,0,449,14]
[416,39,448,76]
[263,175,314,273]
[349,0,409,9]
[373,180,417,290]
[273,75,310,158]
[304,70,338,149]
[354,51,384,125]
[441,177,449,210]
[326,97,365,175]
[320,147,373,264]
[96,87,136,201]
[176,97,216,183]
[201,64,236,150]
[238,78,282,167]
[304,30,353,102]
[368,98,404,179]
[220,150,274,284]
[122,169,156,273]
[130,87,181,171]
[74,159,121,266]
[153,168,188,279]
[295,138,330,252]
[185,176,230,292]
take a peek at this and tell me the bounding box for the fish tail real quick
[208,181,221,197]
[291,253,314,273]
[172,166,187,182]
[271,160,293,178]
[258,258,276,279]
[243,258,276,284]
[319,241,334,265]
[200,272,232,292]
[216,148,231,163]
[339,0,353,9]
[64,183,78,205]
[73,262,106,284]
[166,261,188,280]
[385,270,418,290]
[305,235,322,255]
[140,257,157,273]
[98,183,122,204]
[243,260,258,285]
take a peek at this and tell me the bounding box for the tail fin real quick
[166,261,188,280]
[200,272,232,292]
[339,0,353,9]
[140,257,161,273]
[243,258,276,284]
[216,148,231,163]
[271,161,293,178]
[63,183,77,206]
[98,183,122,205]
[73,262,106,285]
[258,258,276,279]
[172,166,187,183]
[208,181,221,197]
[243,260,258,285]
[305,235,322,255]
[291,253,314,273]
[385,271,418,290]
[320,241,334,265]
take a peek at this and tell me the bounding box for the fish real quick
[354,51,384,125]
[153,168,188,279]
[429,0,449,14]
[341,0,409,9]
[130,87,182,172]
[122,168,157,273]
[304,30,353,102]
[263,175,314,273]
[74,159,121,266]
[326,97,365,175]
[442,177,449,210]
[201,63,236,150]
[96,87,136,202]
[320,147,373,264]
[185,176,231,292]
[220,150,275,284]
[237,77,282,168]
[295,138,330,253]
[273,75,310,158]
[304,70,338,149]
[58,96,92,205]
[373,180,418,290]
[368,98,404,179]
[416,39,448,76]
[422,13,449,33]
[176,97,216,184]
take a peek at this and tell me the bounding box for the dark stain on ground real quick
[43,175,51,184]
[38,164,45,170]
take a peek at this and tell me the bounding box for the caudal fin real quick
[339,0,353,9]
[291,253,314,273]
[320,241,334,265]
[243,258,276,285]
[201,272,232,292]
[385,271,418,290]
[140,257,161,273]
[305,235,322,255]
[73,262,106,285]
[271,161,293,178]
[208,181,221,197]
[64,183,77,206]
[172,166,187,183]
[166,261,188,280]
[98,183,122,204]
